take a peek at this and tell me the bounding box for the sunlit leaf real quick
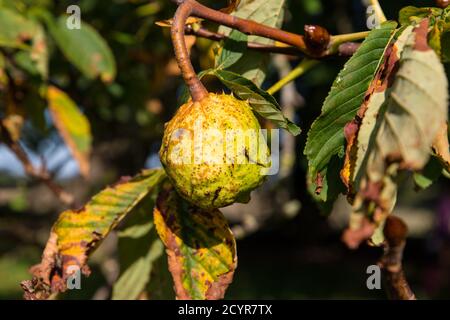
[341,26,415,191]
[21,169,166,299]
[154,185,237,300]
[347,21,448,226]
[432,122,450,172]
[398,6,442,26]
[218,0,286,85]
[304,21,398,185]
[47,86,92,178]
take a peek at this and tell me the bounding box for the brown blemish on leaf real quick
[341,119,360,189]
[341,40,403,193]
[154,187,237,300]
[28,232,58,285]
[165,232,191,300]
[413,19,430,52]
[314,172,323,195]
[22,169,166,299]
[112,175,133,187]
[432,122,450,171]
[342,217,376,249]
[205,269,236,300]
[361,181,383,202]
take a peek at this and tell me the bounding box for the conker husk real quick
[160,93,270,210]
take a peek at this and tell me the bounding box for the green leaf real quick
[112,196,164,300]
[218,0,286,85]
[398,6,442,26]
[22,169,167,299]
[304,21,398,180]
[47,86,92,178]
[307,155,345,214]
[12,23,48,79]
[0,9,48,78]
[429,22,443,57]
[47,16,116,82]
[0,8,37,49]
[154,185,237,300]
[413,156,444,190]
[215,29,248,70]
[342,26,415,191]
[348,21,448,223]
[210,69,301,135]
[146,252,175,299]
[441,31,450,62]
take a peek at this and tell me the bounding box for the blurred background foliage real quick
[0,0,449,299]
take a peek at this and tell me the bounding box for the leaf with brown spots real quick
[305,22,398,197]
[0,8,37,49]
[47,86,92,178]
[343,20,448,236]
[432,122,450,172]
[154,185,237,300]
[21,169,166,299]
[341,25,415,193]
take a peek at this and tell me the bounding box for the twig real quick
[170,0,368,100]
[327,31,369,55]
[267,59,319,95]
[185,26,303,55]
[186,25,362,57]
[171,0,208,101]
[175,0,310,52]
[379,216,416,300]
[0,122,75,206]
[368,0,387,23]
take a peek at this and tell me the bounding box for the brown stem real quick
[186,26,360,57]
[0,122,75,207]
[185,26,303,55]
[171,0,208,101]
[186,0,310,53]
[379,216,416,300]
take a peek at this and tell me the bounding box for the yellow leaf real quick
[22,169,166,299]
[47,86,92,178]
